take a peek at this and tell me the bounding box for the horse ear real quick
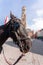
[10,11,13,18]
[10,11,15,19]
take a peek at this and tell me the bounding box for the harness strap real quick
[2,48,25,65]
[3,48,12,65]
[13,54,24,65]
[12,31,30,40]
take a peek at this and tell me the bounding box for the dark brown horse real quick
[0,18,20,53]
[0,22,9,53]
[0,12,32,54]
[10,12,32,53]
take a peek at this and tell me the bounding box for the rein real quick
[2,30,29,65]
[3,48,25,65]
[12,31,30,41]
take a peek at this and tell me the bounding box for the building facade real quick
[21,6,26,28]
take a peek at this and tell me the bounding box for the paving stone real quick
[0,38,43,65]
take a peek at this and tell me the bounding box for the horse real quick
[0,22,9,53]
[10,12,32,53]
[0,12,32,54]
[0,18,20,53]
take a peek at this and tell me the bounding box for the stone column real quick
[21,6,26,28]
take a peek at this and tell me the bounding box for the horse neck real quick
[0,22,9,46]
[1,32,9,44]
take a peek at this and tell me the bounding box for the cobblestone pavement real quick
[0,38,43,65]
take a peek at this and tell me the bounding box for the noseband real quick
[2,26,26,65]
[2,31,30,65]
[2,20,31,65]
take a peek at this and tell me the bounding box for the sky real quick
[0,0,43,32]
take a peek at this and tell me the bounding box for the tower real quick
[21,6,26,28]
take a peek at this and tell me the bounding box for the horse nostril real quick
[20,48,22,52]
[0,46,3,54]
[27,46,29,50]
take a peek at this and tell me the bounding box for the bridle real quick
[3,48,25,65]
[2,20,30,65]
[2,31,30,65]
[2,28,26,65]
[2,30,25,65]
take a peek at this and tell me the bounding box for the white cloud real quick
[31,0,43,9]
[26,9,43,32]
[26,23,31,29]
[27,0,43,32]
[30,9,43,32]
[30,18,43,32]
[36,9,43,16]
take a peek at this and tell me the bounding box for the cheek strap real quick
[2,48,25,65]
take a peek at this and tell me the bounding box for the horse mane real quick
[0,21,10,48]
[0,21,9,29]
[10,12,25,27]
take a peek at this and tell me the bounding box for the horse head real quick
[10,12,32,53]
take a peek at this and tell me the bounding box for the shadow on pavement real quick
[30,39,43,55]
[5,38,43,55]
[5,41,19,48]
